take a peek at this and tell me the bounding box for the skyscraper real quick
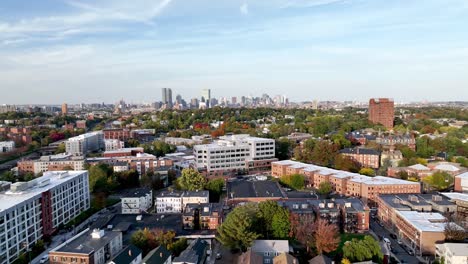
[369,98,394,129]
[161,88,173,108]
[61,103,68,115]
[201,89,211,108]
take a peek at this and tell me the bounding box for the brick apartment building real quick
[182,203,222,230]
[279,198,370,233]
[103,128,131,141]
[368,98,394,129]
[272,160,420,204]
[377,194,460,255]
[49,229,122,264]
[339,148,381,169]
[0,127,32,145]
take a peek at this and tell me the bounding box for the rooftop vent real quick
[91,229,105,239]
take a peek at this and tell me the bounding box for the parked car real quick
[383,238,391,245]
[390,234,397,239]
[39,255,48,263]
[397,239,403,245]
[216,253,222,260]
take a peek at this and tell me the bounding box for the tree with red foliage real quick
[289,214,316,253]
[314,219,341,254]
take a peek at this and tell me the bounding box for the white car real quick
[39,255,48,263]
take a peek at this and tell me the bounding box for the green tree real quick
[54,143,66,154]
[359,168,375,176]
[276,138,295,160]
[343,236,382,263]
[131,228,158,255]
[281,174,305,190]
[204,178,225,202]
[217,204,260,251]
[177,168,206,191]
[271,207,291,239]
[317,181,333,196]
[334,155,361,172]
[423,171,454,191]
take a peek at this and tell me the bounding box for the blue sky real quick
[1,0,467,104]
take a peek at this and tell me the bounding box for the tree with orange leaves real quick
[314,219,341,254]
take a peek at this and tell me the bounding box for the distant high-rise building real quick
[231,97,237,105]
[0,104,16,113]
[190,98,199,109]
[161,88,173,108]
[201,89,211,108]
[61,103,68,115]
[369,98,394,129]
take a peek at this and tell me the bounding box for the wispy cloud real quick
[240,3,249,15]
[0,0,174,45]
[280,0,348,8]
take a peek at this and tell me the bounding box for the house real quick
[238,248,264,264]
[155,190,209,214]
[273,253,298,264]
[308,255,333,264]
[142,245,172,264]
[173,238,208,264]
[121,188,153,214]
[250,240,290,264]
[109,245,142,264]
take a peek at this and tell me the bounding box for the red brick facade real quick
[369,98,394,129]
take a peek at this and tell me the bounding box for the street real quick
[370,218,423,264]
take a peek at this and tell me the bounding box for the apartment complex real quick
[18,153,85,175]
[182,203,222,230]
[87,153,173,175]
[376,134,416,151]
[272,160,420,204]
[0,127,32,145]
[368,98,394,129]
[339,148,380,169]
[0,141,14,153]
[103,128,131,141]
[279,198,370,233]
[155,190,209,214]
[121,188,153,214]
[0,171,90,264]
[194,134,277,177]
[104,139,125,151]
[65,131,104,156]
[377,194,461,255]
[49,229,122,264]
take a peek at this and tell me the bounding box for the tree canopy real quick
[177,168,207,191]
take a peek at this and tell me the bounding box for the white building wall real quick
[0,141,15,152]
[0,171,90,264]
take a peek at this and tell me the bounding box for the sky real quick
[1,0,468,104]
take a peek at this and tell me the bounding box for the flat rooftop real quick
[227,179,285,199]
[51,228,121,254]
[396,211,446,232]
[0,171,87,212]
[438,243,468,256]
[441,192,468,202]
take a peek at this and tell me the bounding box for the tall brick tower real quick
[369,98,394,129]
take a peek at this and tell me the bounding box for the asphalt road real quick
[370,218,422,264]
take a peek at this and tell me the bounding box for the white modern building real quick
[105,139,125,151]
[0,141,14,153]
[65,131,104,156]
[194,134,276,177]
[155,190,209,214]
[121,188,153,214]
[436,243,468,264]
[0,171,90,264]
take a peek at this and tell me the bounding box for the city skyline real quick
[1,0,468,104]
